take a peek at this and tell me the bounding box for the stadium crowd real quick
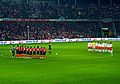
[0,1,120,41]
[0,1,120,19]
[0,21,101,41]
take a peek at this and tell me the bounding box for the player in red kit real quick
[21,45,24,54]
[23,46,27,54]
[16,45,19,54]
[33,46,36,55]
[42,47,46,59]
[43,47,46,55]
[35,46,40,59]
[40,47,43,55]
[29,47,33,55]
[36,46,39,55]
[19,46,22,54]
[26,46,30,55]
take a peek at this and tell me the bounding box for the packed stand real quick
[0,21,101,41]
[0,1,120,19]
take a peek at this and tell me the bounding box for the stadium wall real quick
[0,38,120,45]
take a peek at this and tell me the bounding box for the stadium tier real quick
[0,21,102,40]
[0,1,120,19]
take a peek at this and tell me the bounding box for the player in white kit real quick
[88,42,92,51]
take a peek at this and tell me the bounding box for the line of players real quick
[88,42,113,53]
[16,45,47,55]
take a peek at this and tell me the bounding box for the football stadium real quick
[0,0,120,84]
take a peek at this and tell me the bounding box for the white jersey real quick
[107,44,110,48]
[88,42,92,48]
[104,43,107,47]
[110,44,112,48]
[95,43,98,47]
[97,43,100,47]
[102,43,104,48]
[99,43,102,48]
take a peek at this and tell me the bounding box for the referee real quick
[49,44,52,54]
[11,45,15,58]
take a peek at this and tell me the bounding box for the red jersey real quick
[21,47,24,51]
[36,48,39,52]
[43,49,46,53]
[23,47,26,51]
[40,48,43,52]
[18,47,21,51]
[33,48,36,51]
[26,48,30,51]
[29,48,33,52]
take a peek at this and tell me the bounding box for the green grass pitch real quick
[0,42,120,84]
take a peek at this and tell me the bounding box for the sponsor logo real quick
[26,40,38,43]
[0,41,7,44]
